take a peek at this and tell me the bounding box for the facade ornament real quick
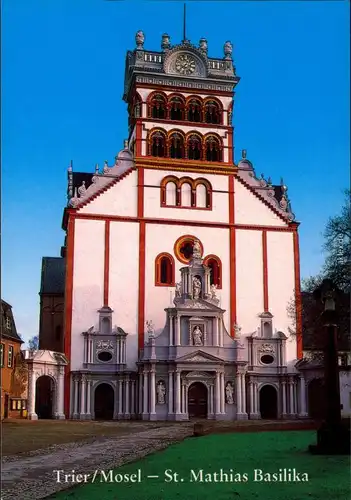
[96,340,113,350]
[233,323,242,338]
[146,320,155,338]
[103,161,109,174]
[210,284,217,299]
[87,326,95,334]
[123,139,128,149]
[67,161,73,200]
[95,163,99,175]
[225,382,234,404]
[161,33,171,51]
[259,174,267,187]
[259,343,274,353]
[175,282,181,297]
[135,30,145,49]
[78,181,86,198]
[199,38,208,54]
[241,149,247,159]
[224,41,233,60]
[156,381,166,404]
[192,276,202,299]
[228,108,233,125]
[192,239,202,259]
[192,325,203,346]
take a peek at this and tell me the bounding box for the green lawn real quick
[52,431,350,500]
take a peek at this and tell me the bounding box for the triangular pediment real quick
[175,298,224,312]
[175,350,223,363]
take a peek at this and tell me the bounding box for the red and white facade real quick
[59,31,306,421]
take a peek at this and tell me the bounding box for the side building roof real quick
[40,257,65,295]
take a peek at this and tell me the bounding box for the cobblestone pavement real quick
[1,423,193,500]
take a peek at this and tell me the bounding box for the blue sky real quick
[2,0,350,343]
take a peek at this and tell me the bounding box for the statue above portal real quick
[192,239,202,259]
[192,325,203,346]
[192,276,202,299]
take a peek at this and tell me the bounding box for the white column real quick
[73,377,79,417]
[169,316,173,346]
[282,382,287,415]
[83,338,87,363]
[138,372,143,414]
[175,315,181,345]
[86,380,91,417]
[254,383,258,414]
[241,374,246,414]
[86,338,90,364]
[168,371,174,414]
[118,379,123,416]
[123,340,127,364]
[289,379,295,415]
[249,382,254,415]
[143,370,149,415]
[175,370,181,414]
[28,372,38,419]
[150,370,156,415]
[236,374,242,414]
[125,378,130,417]
[80,376,86,418]
[213,318,218,347]
[181,383,186,414]
[218,318,223,347]
[131,380,136,416]
[56,368,65,419]
[210,385,214,414]
[299,377,308,417]
[215,371,221,414]
[220,373,225,413]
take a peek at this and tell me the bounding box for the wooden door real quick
[188,382,208,418]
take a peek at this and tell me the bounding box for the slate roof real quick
[1,299,23,343]
[40,257,65,295]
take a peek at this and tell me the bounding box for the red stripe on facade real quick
[229,175,236,336]
[64,216,75,417]
[137,164,145,350]
[262,230,269,312]
[103,220,110,306]
[293,229,303,359]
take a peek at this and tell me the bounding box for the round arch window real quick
[261,354,274,365]
[174,235,204,264]
[98,351,113,362]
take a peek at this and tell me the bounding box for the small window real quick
[5,317,11,329]
[98,351,112,362]
[155,253,175,286]
[0,343,4,367]
[8,345,13,368]
[10,399,26,410]
[261,354,274,365]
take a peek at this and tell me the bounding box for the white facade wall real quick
[143,168,229,223]
[109,221,140,368]
[71,219,105,371]
[267,231,296,366]
[234,179,287,227]
[78,170,138,216]
[235,229,263,333]
[144,223,230,334]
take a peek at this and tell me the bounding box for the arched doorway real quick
[308,378,325,419]
[35,375,55,419]
[94,383,114,420]
[259,385,278,419]
[188,382,208,418]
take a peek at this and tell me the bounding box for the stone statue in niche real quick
[156,381,166,404]
[192,239,202,259]
[225,382,234,404]
[233,323,242,339]
[192,325,203,346]
[193,276,202,299]
[210,284,217,299]
[175,282,181,297]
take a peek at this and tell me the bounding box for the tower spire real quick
[183,3,187,43]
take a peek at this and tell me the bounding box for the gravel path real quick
[1,423,193,500]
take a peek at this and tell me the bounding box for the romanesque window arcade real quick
[160,176,212,209]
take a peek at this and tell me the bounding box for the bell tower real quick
[123,26,240,172]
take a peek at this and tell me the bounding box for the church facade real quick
[29,30,309,421]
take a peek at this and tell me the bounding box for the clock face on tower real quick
[175,54,196,75]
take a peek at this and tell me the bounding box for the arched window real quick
[150,131,166,157]
[187,134,202,160]
[155,253,175,286]
[204,100,221,124]
[196,184,207,208]
[203,255,222,288]
[169,97,185,121]
[169,132,184,159]
[150,94,166,119]
[180,182,192,207]
[165,181,177,206]
[205,136,222,162]
[187,99,202,122]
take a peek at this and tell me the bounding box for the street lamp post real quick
[309,279,350,455]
